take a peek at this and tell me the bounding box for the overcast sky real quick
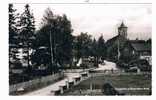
[14,3,152,41]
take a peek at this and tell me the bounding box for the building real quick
[106,22,151,64]
[106,22,128,61]
[122,40,151,65]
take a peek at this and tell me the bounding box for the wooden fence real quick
[9,72,64,93]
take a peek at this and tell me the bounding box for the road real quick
[24,60,117,96]
[95,60,117,71]
[23,73,81,96]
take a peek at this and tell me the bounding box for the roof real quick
[130,42,151,52]
[106,35,120,45]
[119,22,127,28]
[106,35,127,46]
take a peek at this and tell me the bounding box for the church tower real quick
[118,22,128,39]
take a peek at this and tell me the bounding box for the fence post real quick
[73,78,76,85]
[59,86,64,94]
[66,81,69,89]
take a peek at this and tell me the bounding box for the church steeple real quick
[120,22,126,27]
[118,22,128,39]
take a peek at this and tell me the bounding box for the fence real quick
[9,72,64,93]
[63,68,95,73]
[89,70,151,77]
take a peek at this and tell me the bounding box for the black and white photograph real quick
[8,1,152,96]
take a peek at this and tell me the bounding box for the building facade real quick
[106,22,151,64]
[106,22,128,61]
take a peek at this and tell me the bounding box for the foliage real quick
[9,4,21,69]
[9,3,19,44]
[73,33,107,67]
[74,32,93,59]
[18,4,35,70]
[19,4,35,47]
[97,35,106,60]
[32,8,73,71]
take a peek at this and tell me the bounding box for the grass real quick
[63,74,151,95]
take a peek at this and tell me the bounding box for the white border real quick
[0,0,155,99]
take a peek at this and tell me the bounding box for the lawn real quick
[63,73,151,95]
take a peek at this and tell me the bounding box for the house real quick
[122,40,151,65]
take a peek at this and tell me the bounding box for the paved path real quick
[95,60,117,71]
[23,73,81,96]
[24,60,117,96]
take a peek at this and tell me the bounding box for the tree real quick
[75,32,93,59]
[97,35,106,60]
[31,25,52,69]
[91,38,98,57]
[91,38,99,66]
[147,38,151,44]
[18,4,35,71]
[9,4,23,85]
[9,4,20,68]
[32,8,73,72]
[55,14,73,65]
[9,3,18,44]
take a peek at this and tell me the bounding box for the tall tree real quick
[19,4,35,71]
[91,38,98,57]
[9,4,22,85]
[32,8,73,72]
[76,32,92,59]
[9,4,20,68]
[97,35,106,60]
[91,38,99,66]
[9,3,18,44]
[55,14,73,65]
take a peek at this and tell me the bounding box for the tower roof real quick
[120,22,127,28]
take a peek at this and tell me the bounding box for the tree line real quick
[9,4,107,81]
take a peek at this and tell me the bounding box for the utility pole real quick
[117,39,120,61]
[50,24,54,74]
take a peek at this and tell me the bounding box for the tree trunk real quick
[27,46,31,73]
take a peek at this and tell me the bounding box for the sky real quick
[13,3,152,41]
